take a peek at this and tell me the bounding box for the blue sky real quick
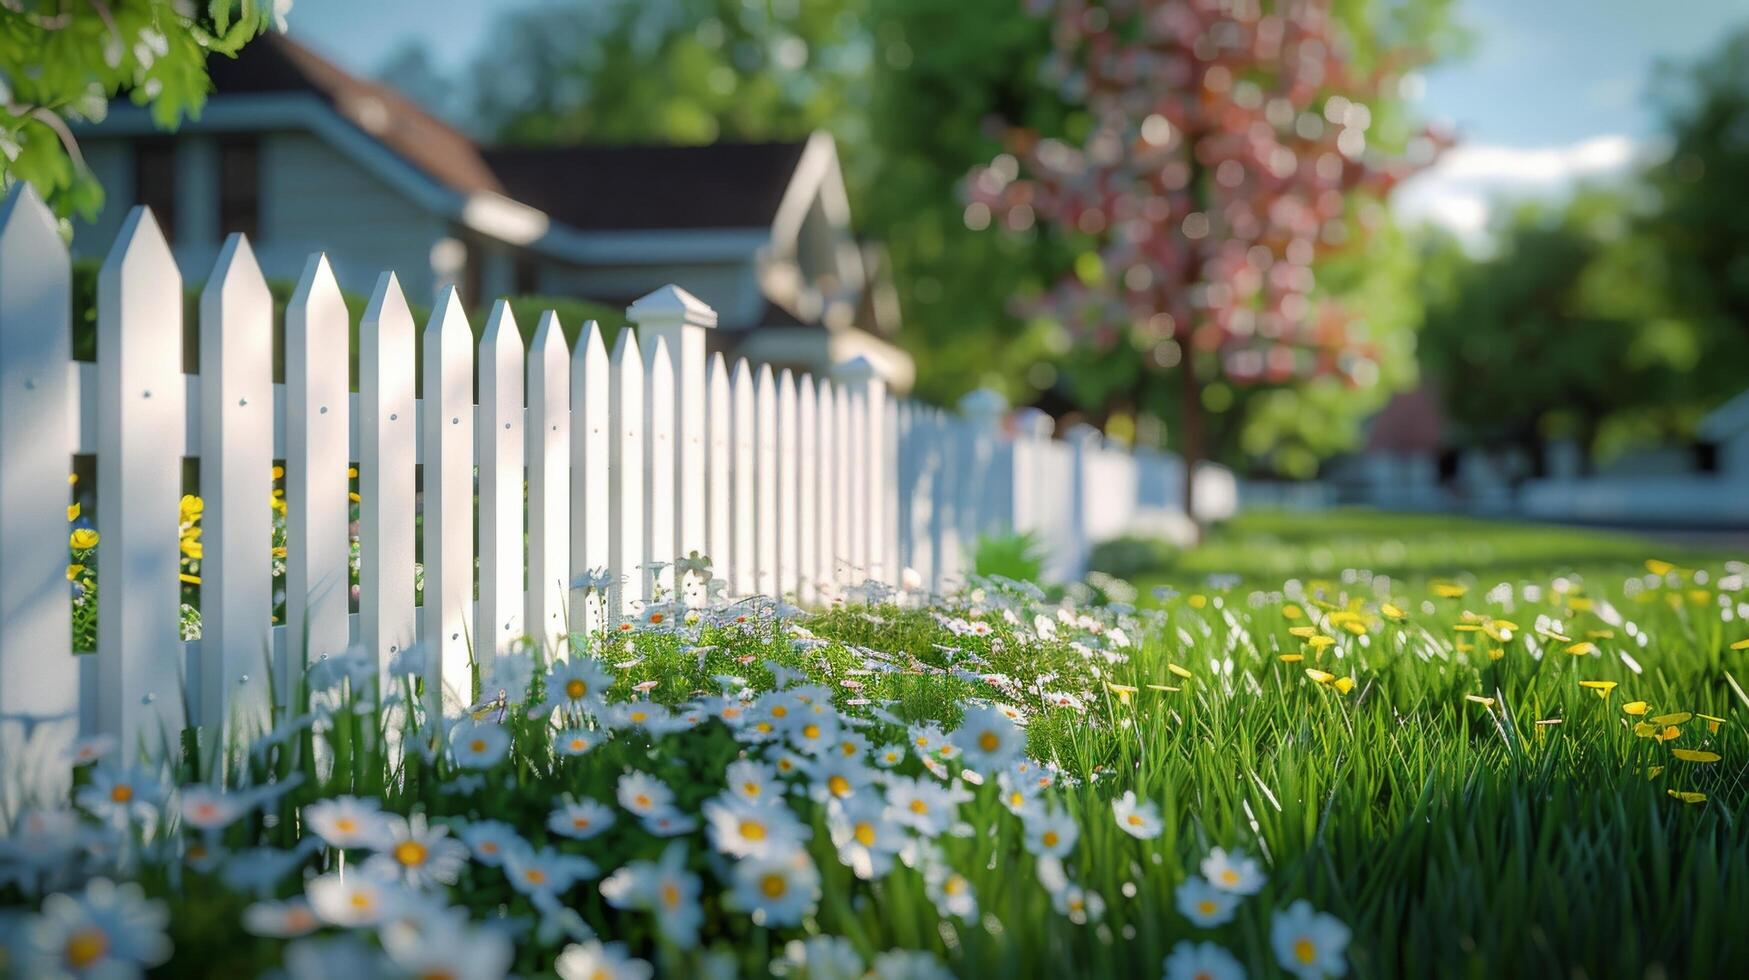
[287,0,1749,242]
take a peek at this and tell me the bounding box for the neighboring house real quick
[69,35,913,390]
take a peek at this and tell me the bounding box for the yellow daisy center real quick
[394,841,428,866]
[65,928,108,968]
[761,873,788,898]
[978,731,1000,752]
[739,820,768,841]
[1294,939,1317,965]
[828,775,852,797]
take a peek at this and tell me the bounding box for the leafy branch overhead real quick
[0,0,280,221]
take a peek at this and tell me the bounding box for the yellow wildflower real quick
[67,503,79,521]
[1667,789,1706,804]
[1333,676,1355,695]
[70,528,98,550]
[1282,605,1303,620]
[1278,653,1305,664]
[1167,663,1193,680]
[1697,713,1725,734]
[1651,712,1692,726]
[1432,581,1467,599]
[1304,669,1335,684]
[1671,749,1719,763]
[1381,603,1406,621]
[1564,641,1596,656]
[1622,701,1650,716]
[1578,680,1617,699]
[1645,559,1675,576]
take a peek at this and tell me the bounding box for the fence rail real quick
[0,185,1232,778]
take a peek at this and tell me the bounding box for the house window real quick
[218,138,261,241]
[133,140,177,242]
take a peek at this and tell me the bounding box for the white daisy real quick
[458,820,523,867]
[538,657,614,717]
[1022,804,1080,858]
[1202,847,1266,895]
[555,940,653,980]
[180,785,247,831]
[1271,900,1350,980]
[827,795,906,881]
[728,850,820,927]
[639,809,700,837]
[1163,940,1247,980]
[598,842,703,949]
[884,776,966,838]
[1112,791,1163,840]
[554,728,601,757]
[806,753,875,803]
[242,898,321,938]
[616,772,675,817]
[449,720,511,769]
[74,767,162,826]
[504,845,598,898]
[924,862,978,921]
[951,705,1027,772]
[21,878,171,976]
[365,813,469,889]
[703,795,810,859]
[304,796,391,850]
[548,799,616,841]
[306,869,406,928]
[1176,875,1242,927]
[1053,883,1105,924]
[381,915,514,980]
[724,759,780,805]
[788,935,864,980]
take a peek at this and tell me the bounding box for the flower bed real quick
[4,556,1747,977]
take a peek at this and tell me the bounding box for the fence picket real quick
[478,302,525,662]
[730,359,756,598]
[705,353,732,601]
[608,329,645,619]
[777,370,799,599]
[358,272,417,697]
[196,235,274,742]
[754,364,778,597]
[527,312,570,649]
[644,337,676,601]
[815,379,839,600]
[571,321,610,633]
[796,374,819,605]
[0,186,78,811]
[95,207,185,751]
[421,288,475,715]
[285,255,352,707]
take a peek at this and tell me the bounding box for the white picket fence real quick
[0,185,1232,774]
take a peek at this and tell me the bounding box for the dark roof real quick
[208,35,504,195]
[481,142,808,231]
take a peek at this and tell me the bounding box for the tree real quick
[964,0,1450,529]
[0,0,277,221]
[468,0,864,147]
[1645,26,1749,409]
[1416,190,1699,469]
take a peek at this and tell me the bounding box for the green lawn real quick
[7,511,1748,978]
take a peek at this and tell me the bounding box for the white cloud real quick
[1392,134,1646,249]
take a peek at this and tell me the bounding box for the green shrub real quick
[973,531,1046,583]
[1086,533,1180,579]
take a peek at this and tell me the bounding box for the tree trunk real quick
[1179,350,1205,545]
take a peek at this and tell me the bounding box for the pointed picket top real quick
[102,206,179,292]
[481,298,523,356]
[626,283,719,329]
[834,355,877,385]
[363,271,414,338]
[425,283,472,345]
[612,319,642,368]
[0,182,65,271]
[288,253,347,326]
[0,179,77,746]
[531,309,567,360]
[732,356,755,391]
[202,233,270,315]
[576,318,608,370]
[704,351,733,595]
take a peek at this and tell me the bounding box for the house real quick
[69,34,913,389]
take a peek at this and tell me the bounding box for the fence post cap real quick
[833,355,878,383]
[957,386,1007,418]
[627,284,718,329]
[1013,407,1054,438]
